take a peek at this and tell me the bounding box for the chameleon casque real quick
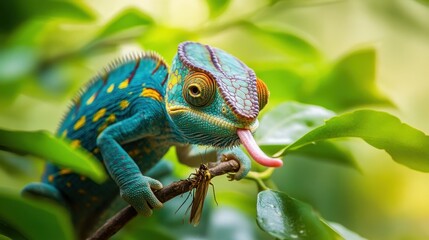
[22,41,283,238]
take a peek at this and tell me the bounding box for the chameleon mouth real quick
[168,106,258,132]
[169,106,281,166]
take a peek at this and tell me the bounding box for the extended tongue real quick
[237,129,283,167]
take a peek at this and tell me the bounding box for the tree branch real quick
[87,160,240,240]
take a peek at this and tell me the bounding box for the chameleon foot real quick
[218,148,251,181]
[120,176,163,216]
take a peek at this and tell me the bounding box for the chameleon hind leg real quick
[176,144,251,180]
[22,182,68,208]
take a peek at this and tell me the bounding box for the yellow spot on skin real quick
[141,88,163,101]
[74,116,86,130]
[91,196,99,202]
[107,114,116,123]
[85,203,91,207]
[59,169,72,175]
[93,108,106,122]
[48,175,54,182]
[66,182,72,187]
[93,148,100,154]
[128,149,140,157]
[98,114,116,133]
[168,74,179,90]
[78,189,86,195]
[118,79,129,89]
[107,84,114,93]
[119,100,130,110]
[70,140,81,149]
[143,146,151,154]
[98,123,108,133]
[86,94,96,105]
[80,175,86,181]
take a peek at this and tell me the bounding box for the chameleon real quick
[22,41,283,238]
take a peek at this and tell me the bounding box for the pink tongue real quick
[237,129,283,167]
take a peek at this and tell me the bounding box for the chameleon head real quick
[166,41,282,167]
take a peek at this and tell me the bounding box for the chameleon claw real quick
[218,150,250,180]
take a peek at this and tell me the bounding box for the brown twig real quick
[87,160,240,240]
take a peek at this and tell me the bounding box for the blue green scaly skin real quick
[22,42,279,238]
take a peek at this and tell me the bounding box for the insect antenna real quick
[174,171,198,215]
[174,187,194,215]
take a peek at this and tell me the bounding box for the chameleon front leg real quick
[218,148,251,180]
[96,111,163,216]
[176,145,251,180]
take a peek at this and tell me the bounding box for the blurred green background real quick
[1,0,429,239]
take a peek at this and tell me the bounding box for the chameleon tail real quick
[22,182,68,208]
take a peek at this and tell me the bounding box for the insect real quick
[189,164,215,226]
[175,163,217,226]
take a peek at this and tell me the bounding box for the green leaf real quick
[0,189,74,240]
[257,102,358,169]
[33,1,95,21]
[93,8,153,42]
[206,0,231,18]
[0,1,94,34]
[256,190,341,240]
[276,110,429,172]
[0,129,106,183]
[307,48,392,111]
[328,222,367,240]
[256,102,335,146]
[287,141,359,170]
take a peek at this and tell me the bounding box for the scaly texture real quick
[22,41,281,239]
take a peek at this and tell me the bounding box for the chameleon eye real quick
[183,72,215,107]
[256,78,269,110]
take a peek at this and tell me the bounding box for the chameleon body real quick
[22,42,282,238]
